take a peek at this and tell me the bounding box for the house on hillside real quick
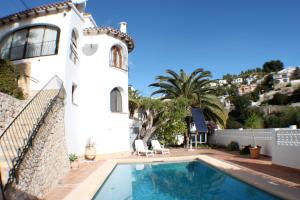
[238,84,257,96]
[217,79,228,86]
[0,0,134,156]
[274,67,296,85]
[209,82,217,87]
[232,77,243,85]
[245,75,257,85]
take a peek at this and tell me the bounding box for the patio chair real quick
[151,140,170,155]
[134,139,154,157]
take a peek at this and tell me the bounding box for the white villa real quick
[274,67,296,84]
[217,79,228,86]
[0,0,134,156]
[231,77,243,85]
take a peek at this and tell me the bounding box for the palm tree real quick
[128,86,141,119]
[149,68,227,146]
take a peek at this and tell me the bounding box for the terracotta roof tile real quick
[0,0,73,25]
[84,27,135,53]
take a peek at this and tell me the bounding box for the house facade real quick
[232,77,243,85]
[0,0,134,155]
[238,84,257,96]
[274,67,296,85]
[217,79,228,86]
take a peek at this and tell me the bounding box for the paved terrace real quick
[45,148,300,200]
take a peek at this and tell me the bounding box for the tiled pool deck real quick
[45,148,300,200]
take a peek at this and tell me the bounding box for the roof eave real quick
[84,27,135,53]
[0,1,73,26]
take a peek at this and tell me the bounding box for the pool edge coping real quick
[62,155,300,200]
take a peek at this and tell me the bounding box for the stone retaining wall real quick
[6,99,70,199]
[0,92,25,134]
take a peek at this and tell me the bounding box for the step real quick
[0,89,60,185]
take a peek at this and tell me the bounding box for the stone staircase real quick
[0,76,63,186]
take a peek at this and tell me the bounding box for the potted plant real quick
[69,153,79,169]
[249,132,261,158]
[85,137,96,160]
[250,145,261,159]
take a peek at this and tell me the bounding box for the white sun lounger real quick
[135,139,154,157]
[151,140,170,155]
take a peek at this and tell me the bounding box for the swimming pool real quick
[92,161,281,200]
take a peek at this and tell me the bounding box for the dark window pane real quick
[10,29,27,60]
[110,88,122,112]
[26,27,44,57]
[42,28,58,55]
[0,35,12,59]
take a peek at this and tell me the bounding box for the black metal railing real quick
[0,40,58,61]
[0,75,63,186]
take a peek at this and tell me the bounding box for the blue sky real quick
[1,0,300,96]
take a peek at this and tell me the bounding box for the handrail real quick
[24,74,39,83]
[0,75,64,186]
[0,75,62,139]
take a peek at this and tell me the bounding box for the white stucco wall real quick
[76,34,130,154]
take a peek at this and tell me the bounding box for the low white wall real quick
[272,129,300,169]
[209,129,274,156]
[209,129,300,169]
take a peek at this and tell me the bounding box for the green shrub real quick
[69,153,78,162]
[227,141,240,151]
[265,107,300,128]
[247,90,260,102]
[245,114,264,129]
[0,59,24,99]
[155,120,186,146]
[226,117,243,129]
[265,115,281,128]
[268,93,290,105]
[290,88,300,103]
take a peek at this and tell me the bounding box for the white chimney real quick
[119,22,127,33]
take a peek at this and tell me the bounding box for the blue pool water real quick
[92,161,281,200]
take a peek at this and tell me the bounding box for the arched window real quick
[110,88,122,112]
[71,30,77,48]
[110,45,123,69]
[69,29,79,64]
[0,25,60,60]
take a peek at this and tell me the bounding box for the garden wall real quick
[272,129,300,169]
[209,129,274,156]
[209,129,300,169]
